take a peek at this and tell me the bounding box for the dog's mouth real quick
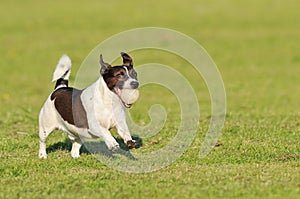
[113,87,132,108]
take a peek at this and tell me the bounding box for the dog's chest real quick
[80,79,124,129]
[91,95,125,129]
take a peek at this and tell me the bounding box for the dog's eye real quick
[117,72,125,77]
[131,71,137,78]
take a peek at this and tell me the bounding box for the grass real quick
[0,0,300,198]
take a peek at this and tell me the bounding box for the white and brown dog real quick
[38,52,139,158]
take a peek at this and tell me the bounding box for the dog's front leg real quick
[89,123,120,151]
[116,121,136,149]
[113,107,137,149]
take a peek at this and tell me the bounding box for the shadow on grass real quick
[46,136,143,160]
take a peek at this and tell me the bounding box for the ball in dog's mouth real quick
[114,87,139,108]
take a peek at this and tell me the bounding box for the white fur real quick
[52,54,72,82]
[38,56,135,159]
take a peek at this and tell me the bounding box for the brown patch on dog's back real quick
[51,88,89,129]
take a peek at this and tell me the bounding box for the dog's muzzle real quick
[114,87,132,108]
[130,81,139,89]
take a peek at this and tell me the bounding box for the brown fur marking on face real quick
[102,66,128,90]
[51,88,89,129]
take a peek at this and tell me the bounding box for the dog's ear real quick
[121,52,133,67]
[100,54,111,75]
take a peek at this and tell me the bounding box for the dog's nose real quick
[130,81,139,89]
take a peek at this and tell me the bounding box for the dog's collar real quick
[113,87,132,108]
[54,84,68,90]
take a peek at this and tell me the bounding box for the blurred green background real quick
[1,0,299,116]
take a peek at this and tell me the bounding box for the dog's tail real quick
[52,55,72,89]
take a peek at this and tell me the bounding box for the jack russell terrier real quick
[38,52,139,158]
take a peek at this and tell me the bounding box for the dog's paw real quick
[71,151,80,158]
[126,140,137,149]
[38,151,47,159]
[110,144,120,152]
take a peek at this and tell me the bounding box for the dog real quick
[38,52,139,158]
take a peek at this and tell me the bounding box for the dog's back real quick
[50,87,88,129]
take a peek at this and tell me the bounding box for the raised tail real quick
[52,55,72,89]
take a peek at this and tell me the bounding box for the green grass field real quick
[1,0,299,198]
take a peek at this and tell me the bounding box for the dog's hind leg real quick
[38,100,59,158]
[38,127,54,159]
[68,135,82,158]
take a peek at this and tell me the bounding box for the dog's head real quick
[100,52,139,106]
